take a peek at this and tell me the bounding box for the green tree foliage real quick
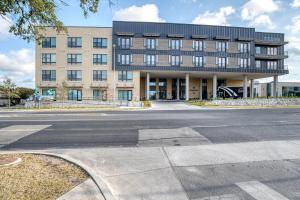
[0,78,19,108]
[15,87,34,99]
[0,0,108,42]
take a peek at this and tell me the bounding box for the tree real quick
[56,80,68,107]
[0,0,113,42]
[15,87,34,99]
[0,78,19,108]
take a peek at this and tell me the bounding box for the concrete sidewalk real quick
[2,140,300,200]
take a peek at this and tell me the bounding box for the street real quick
[1,108,300,199]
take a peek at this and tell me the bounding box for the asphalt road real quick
[1,108,300,199]
[0,108,300,149]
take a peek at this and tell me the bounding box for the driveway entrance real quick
[151,101,200,110]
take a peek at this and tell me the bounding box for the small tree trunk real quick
[8,97,11,108]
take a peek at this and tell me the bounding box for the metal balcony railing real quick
[284,65,289,70]
[284,51,289,56]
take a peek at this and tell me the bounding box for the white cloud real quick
[241,0,280,28]
[283,36,300,82]
[0,49,35,88]
[286,15,300,34]
[291,0,300,7]
[192,6,235,26]
[113,4,165,22]
[0,16,11,38]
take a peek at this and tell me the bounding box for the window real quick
[193,40,203,51]
[267,47,277,55]
[144,55,157,66]
[169,39,181,50]
[42,70,56,81]
[118,54,132,65]
[118,90,132,101]
[217,41,227,52]
[118,71,133,81]
[93,54,107,65]
[239,58,250,68]
[192,56,203,67]
[267,61,277,70]
[170,55,182,66]
[93,70,107,81]
[118,37,132,49]
[42,88,56,97]
[217,57,227,68]
[239,43,249,53]
[42,53,56,64]
[42,37,56,48]
[256,60,261,68]
[68,89,82,101]
[67,70,82,81]
[67,54,82,64]
[144,38,157,49]
[93,90,106,100]
[93,38,107,48]
[67,37,82,48]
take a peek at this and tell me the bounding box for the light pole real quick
[113,44,116,106]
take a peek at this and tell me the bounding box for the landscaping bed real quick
[0,154,88,200]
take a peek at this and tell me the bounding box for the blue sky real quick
[0,0,300,88]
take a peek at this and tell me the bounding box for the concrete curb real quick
[0,151,116,200]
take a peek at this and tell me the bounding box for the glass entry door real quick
[159,78,167,100]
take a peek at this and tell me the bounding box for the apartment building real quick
[36,21,288,101]
[254,82,300,97]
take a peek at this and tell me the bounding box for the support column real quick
[243,75,248,99]
[199,78,203,100]
[185,74,189,101]
[273,75,278,98]
[176,78,180,100]
[250,79,254,98]
[146,72,150,100]
[213,74,217,99]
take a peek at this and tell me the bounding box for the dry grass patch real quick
[0,154,88,200]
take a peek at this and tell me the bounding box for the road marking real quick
[0,125,51,147]
[195,194,241,200]
[165,140,300,166]
[138,127,211,146]
[236,181,289,200]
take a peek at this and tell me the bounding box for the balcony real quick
[255,53,286,60]
[255,39,288,46]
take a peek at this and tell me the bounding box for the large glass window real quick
[256,47,261,54]
[118,71,133,81]
[118,90,132,101]
[118,54,132,65]
[93,70,107,81]
[239,43,249,53]
[169,39,181,50]
[145,38,157,49]
[239,58,249,68]
[42,70,56,81]
[67,70,82,81]
[170,55,181,66]
[193,40,203,51]
[267,61,277,70]
[42,88,56,97]
[93,90,106,100]
[42,53,56,64]
[42,37,56,48]
[193,56,203,67]
[217,41,227,52]
[267,47,277,55]
[67,37,82,48]
[68,89,82,101]
[93,54,107,65]
[217,57,227,68]
[93,38,107,48]
[256,60,261,68]
[144,55,156,66]
[118,38,132,49]
[67,54,82,64]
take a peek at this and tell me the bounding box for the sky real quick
[0,0,300,88]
